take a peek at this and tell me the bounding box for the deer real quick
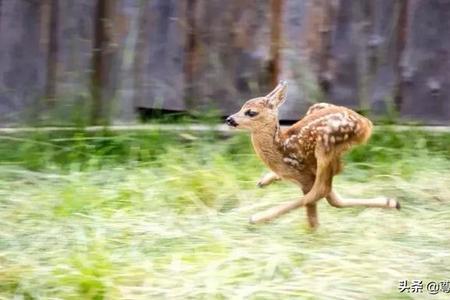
[225,80,400,228]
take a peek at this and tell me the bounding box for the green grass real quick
[0,128,450,299]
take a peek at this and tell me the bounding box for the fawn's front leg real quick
[257,172,281,188]
[326,190,400,209]
[249,153,333,224]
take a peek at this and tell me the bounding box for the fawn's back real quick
[282,103,373,158]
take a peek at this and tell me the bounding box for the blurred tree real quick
[91,0,117,125]
[42,0,58,109]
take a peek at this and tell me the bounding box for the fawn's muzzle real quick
[225,116,238,127]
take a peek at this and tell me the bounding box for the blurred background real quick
[0,0,449,126]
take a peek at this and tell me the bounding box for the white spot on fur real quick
[329,119,341,130]
[283,157,299,167]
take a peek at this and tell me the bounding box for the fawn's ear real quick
[266,80,287,109]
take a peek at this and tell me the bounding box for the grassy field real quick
[0,127,449,299]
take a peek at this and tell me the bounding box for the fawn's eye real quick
[245,109,258,117]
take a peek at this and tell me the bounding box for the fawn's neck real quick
[250,122,284,170]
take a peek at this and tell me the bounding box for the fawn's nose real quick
[226,116,238,127]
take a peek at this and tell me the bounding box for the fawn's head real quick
[226,81,287,131]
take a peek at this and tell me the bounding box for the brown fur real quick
[226,81,399,227]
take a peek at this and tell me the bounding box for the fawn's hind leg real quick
[306,203,319,228]
[326,190,400,209]
[302,182,319,228]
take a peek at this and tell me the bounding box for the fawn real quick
[226,81,400,228]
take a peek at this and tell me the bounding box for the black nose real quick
[226,116,238,127]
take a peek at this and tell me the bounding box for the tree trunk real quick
[268,0,283,87]
[91,0,116,125]
[44,0,58,109]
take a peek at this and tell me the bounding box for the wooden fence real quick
[0,0,449,125]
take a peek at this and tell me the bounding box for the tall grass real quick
[0,128,449,299]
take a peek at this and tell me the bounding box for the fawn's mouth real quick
[225,116,239,127]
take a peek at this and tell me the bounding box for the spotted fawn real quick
[226,81,400,228]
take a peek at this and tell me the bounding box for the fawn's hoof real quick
[387,198,400,210]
